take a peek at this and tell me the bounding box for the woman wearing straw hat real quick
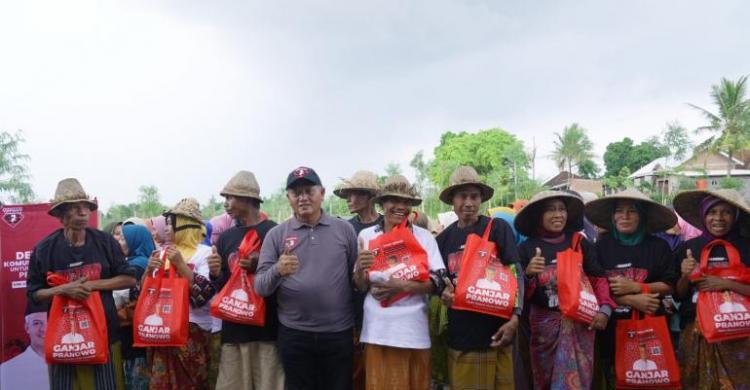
[26,178,138,390]
[672,188,750,388]
[514,191,614,390]
[144,198,218,389]
[435,166,523,390]
[353,175,445,389]
[584,188,678,388]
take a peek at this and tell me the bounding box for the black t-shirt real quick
[518,234,605,311]
[594,233,678,357]
[26,228,136,344]
[348,214,383,235]
[215,219,278,344]
[674,235,750,327]
[435,215,522,351]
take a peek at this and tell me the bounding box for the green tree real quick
[136,185,166,217]
[201,195,224,219]
[577,159,601,179]
[102,203,137,227]
[603,167,633,191]
[603,137,668,177]
[689,75,750,176]
[662,121,693,166]
[427,128,530,206]
[0,130,35,203]
[261,187,293,223]
[549,123,595,181]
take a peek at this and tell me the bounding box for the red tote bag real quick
[133,251,190,347]
[367,214,429,307]
[210,229,266,326]
[615,288,681,390]
[557,232,600,324]
[45,273,109,364]
[690,239,750,343]
[452,220,517,319]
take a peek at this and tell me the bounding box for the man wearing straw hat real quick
[333,170,382,390]
[208,171,283,390]
[26,178,137,389]
[334,170,383,235]
[435,166,523,390]
[256,166,358,390]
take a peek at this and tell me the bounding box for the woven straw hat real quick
[439,166,494,204]
[220,171,263,202]
[514,190,584,236]
[48,178,98,217]
[673,189,750,229]
[584,188,676,233]
[373,175,422,206]
[333,170,380,198]
[164,198,204,223]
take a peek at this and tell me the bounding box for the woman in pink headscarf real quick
[149,215,171,249]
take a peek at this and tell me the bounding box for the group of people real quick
[24,164,750,390]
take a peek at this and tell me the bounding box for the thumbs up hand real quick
[441,277,455,307]
[277,245,300,277]
[681,249,697,277]
[208,245,222,278]
[526,247,546,276]
[356,238,375,274]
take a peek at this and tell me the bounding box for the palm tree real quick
[549,123,595,184]
[689,75,750,177]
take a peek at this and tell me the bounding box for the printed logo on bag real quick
[623,330,673,386]
[137,288,173,340]
[2,206,24,228]
[577,269,599,319]
[371,241,419,281]
[712,290,750,331]
[217,275,257,319]
[52,303,96,360]
[464,258,512,308]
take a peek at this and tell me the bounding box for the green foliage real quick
[662,121,693,164]
[690,75,750,176]
[677,175,698,191]
[201,195,224,219]
[603,137,669,178]
[261,187,293,223]
[577,159,601,179]
[0,130,35,203]
[427,128,530,206]
[719,176,745,190]
[549,123,595,175]
[603,167,633,191]
[138,185,166,218]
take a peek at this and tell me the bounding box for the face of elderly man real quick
[25,312,47,355]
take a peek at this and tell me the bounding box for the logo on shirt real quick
[2,207,24,228]
[284,236,299,251]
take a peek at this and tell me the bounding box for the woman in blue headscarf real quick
[120,224,155,279]
[117,224,156,389]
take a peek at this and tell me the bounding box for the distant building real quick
[543,171,603,194]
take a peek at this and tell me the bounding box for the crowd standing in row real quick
[25,165,750,389]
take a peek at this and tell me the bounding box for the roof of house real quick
[543,171,581,188]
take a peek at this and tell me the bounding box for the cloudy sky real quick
[1,1,748,210]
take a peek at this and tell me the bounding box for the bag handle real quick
[482,218,494,241]
[570,232,584,252]
[699,239,742,271]
[631,284,651,321]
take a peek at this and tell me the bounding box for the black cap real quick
[286,166,322,190]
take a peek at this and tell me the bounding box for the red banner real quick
[0,203,97,388]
